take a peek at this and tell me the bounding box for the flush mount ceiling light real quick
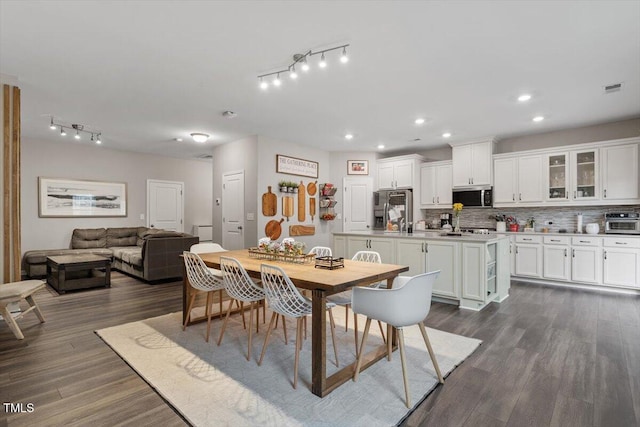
[49,117,102,144]
[414,118,425,125]
[190,133,210,143]
[257,44,350,90]
[442,132,452,138]
[532,116,545,122]
[344,133,354,140]
[518,94,532,102]
[377,144,385,149]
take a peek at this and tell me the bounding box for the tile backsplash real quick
[420,205,640,233]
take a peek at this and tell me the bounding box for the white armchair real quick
[352,270,444,408]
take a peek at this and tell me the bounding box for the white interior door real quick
[147,180,184,231]
[222,171,245,250]
[343,177,373,232]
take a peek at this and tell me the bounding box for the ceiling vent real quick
[195,154,213,159]
[604,83,622,93]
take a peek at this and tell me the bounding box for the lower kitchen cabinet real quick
[571,236,602,284]
[461,243,486,301]
[543,236,571,281]
[346,236,396,263]
[396,239,459,299]
[515,235,543,278]
[333,235,346,259]
[602,237,640,288]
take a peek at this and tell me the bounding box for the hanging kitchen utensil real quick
[289,225,315,236]
[307,180,317,196]
[298,180,306,222]
[261,186,277,216]
[265,218,285,240]
[310,197,316,221]
[282,196,294,221]
[307,180,317,221]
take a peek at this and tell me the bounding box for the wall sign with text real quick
[276,154,319,178]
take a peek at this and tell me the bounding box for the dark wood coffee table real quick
[46,254,111,293]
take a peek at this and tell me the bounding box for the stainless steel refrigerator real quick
[373,189,413,231]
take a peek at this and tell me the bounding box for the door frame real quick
[146,179,185,232]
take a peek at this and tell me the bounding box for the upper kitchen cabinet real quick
[451,139,494,187]
[570,148,599,202]
[493,154,543,206]
[601,143,639,202]
[376,154,424,190]
[420,161,452,208]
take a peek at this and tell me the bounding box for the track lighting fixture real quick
[49,117,102,143]
[257,43,350,90]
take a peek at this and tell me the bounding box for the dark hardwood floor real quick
[1,274,638,426]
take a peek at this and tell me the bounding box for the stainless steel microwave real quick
[452,186,493,208]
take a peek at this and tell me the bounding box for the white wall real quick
[21,138,212,253]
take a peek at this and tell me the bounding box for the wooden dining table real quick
[190,249,409,397]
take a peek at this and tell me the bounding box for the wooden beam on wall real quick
[11,86,20,280]
[3,85,10,283]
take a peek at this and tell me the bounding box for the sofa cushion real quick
[142,229,185,238]
[71,228,107,249]
[110,246,143,267]
[106,227,141,247]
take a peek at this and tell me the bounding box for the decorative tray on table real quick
[314,256,345,270]
[248,248,315,264]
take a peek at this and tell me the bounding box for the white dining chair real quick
[217,256,266,361]
[182,251,227,343]
[327,250,386,354]
[190,242,228,318]
[308,246,332,258]
[352,270,444,408]
[258,263,340,389]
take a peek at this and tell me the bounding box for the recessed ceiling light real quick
[174,138,183,142]
[190,133,210,143]
[442,132,452,138]
[532,116,545,122]
[518,94,532,102]
[414,118,425,125]
[377,144,385,149]
[344,133,354,140]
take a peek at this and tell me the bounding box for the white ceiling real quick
[1,1,639,160]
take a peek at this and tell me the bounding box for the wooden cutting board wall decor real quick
[265,218,284,240]
[289,225,315,236]
[297,181,306,222]
[282,196,294,221]
[261,186,277,216]
[307,180,317,221]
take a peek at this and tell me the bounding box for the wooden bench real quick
[0,280,46,339]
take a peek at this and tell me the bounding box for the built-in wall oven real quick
[605,213,640,235]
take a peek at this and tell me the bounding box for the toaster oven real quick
[605,213,640,235]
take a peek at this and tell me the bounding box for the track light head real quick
[259,77,268,90]
[319,52,327,68]
[96,134,102,144]
[301,57,310,72]
[340,47,349,63]
[49,117,56,130]
[273,73,282,86]
[290,65,298,79]
[60,127,67,136]
[74,130,81,140]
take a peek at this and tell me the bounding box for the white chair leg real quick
[353,317,372,382]
[418,322,444,383]
[397,328,411,408]
[258,312,278,366]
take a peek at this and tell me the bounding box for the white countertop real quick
[333,230,508,243]
[494,230,640,238]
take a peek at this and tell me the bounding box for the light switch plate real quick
[247,213,255,221]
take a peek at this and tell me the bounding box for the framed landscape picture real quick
[38,177,127,217]
[347,160,368,175]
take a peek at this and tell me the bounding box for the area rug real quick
[96,308,481,427]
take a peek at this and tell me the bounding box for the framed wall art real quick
[276,154,319,178]
[38,177,127,217]
[347,160,369,175]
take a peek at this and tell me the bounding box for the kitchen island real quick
[333,231,510,310]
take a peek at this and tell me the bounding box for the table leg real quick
[311,289,327,397]
[58,265,66,294]
[105,263,111,288]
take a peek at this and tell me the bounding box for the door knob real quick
[150,224,155,228]
[237,226,243,230]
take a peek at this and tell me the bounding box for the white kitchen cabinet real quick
[514,235,542,278]
[493,155,543,205]
[602,237,640,288]
[545,153,569,201]
[346,236,396,264]
[377,155,423,190]
[571,237,601,284]
[543,236,570,281]
[420,161,452,208]
[452,140,494,187]
[396,238,459,298]
[461,242,486,301]
[333,235,346,259]
[601,143,639,202]
[570,148,599,201]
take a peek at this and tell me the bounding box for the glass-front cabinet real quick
[546,153,568,201]
[570,148,598,201]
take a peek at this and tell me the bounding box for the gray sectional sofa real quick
[23,227,199,282]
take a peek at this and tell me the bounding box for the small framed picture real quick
[347,160,368,175]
